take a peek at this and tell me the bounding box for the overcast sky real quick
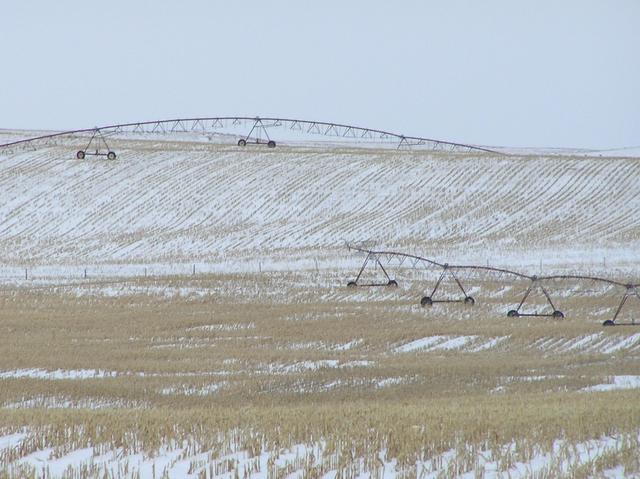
[1,1,638,149]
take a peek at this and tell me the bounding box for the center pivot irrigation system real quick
[0,116,500,157]
[346,244,640,326]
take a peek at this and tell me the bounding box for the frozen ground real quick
[2,430,639,478]
[0,133,638,280]
[583,375,640,392]
[1,131,639,478]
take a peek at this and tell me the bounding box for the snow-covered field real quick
[0,132,638,276]
[2,430,639,478]
[1,132,639,478]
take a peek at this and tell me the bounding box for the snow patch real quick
[333,339,364,351]
[394,335,506,353]
[0,369,117,380]
[159,382,227,396]
[394,336,444,353]
[187,323,255,332]
[583,375,640,392]
[468,336,510,352]
[429,335,478,351]
[600,333,640,354]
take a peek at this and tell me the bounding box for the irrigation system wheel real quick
[237,139,247,147]
[420,296,433,307]
[267,140,276,148]
[603,319,615,326]
[107,151,116,160]
[76,150,85,159]
[347,281,357,288]
[387,279,398,288]
[507,310,519,317]
[552,310,564,319]
[464,296,475,305]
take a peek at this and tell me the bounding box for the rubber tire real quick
[267,140,276,148]
[464,296,475,305]
[76,150,85,159]
[387,280,398,288]
[238,139,247,147]
[507,310,519,317]
[552,310,564,319]
[107,151,116,160]
[347,281,357,288]
[603,319,615,327]
[420,296,433,307]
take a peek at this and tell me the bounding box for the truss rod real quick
[346,244,639,323]
[0,116,502,155]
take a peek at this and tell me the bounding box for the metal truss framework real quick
[0,117,501,157]
[75,129,117,160]
[347,244,640,326]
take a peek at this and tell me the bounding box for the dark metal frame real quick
[347,252,398,288]
[420,264,475,307]
[604,285,640,326]
[506,276,563,319]
[75,129,117,160]
[236,118,276,148]
[0,116,501,157]
[346,244,639,326]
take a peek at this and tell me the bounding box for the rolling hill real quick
[0,133,638,274]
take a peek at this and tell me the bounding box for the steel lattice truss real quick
[346,244,640,326]
[0,116,500,156]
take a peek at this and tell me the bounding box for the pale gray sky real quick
[1,1,638,148]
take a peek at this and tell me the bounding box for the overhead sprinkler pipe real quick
[0,116,501,157]
[345,244,639,325]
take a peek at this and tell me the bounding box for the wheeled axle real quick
[347,279,398,288]
[421,296,475,307]
[237,139,276,148]
[507,310,564,318]
[76,150,116,160]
